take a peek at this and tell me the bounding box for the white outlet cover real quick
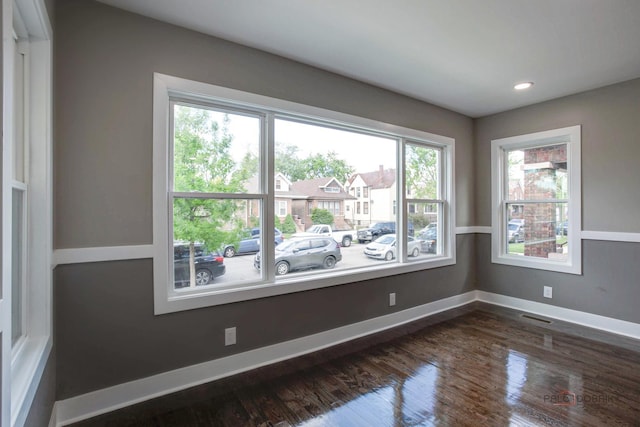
[225,327,237,346]
[543,286,553,298]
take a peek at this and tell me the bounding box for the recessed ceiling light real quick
[514,82,534,90]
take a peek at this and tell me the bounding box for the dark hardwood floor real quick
[71,304,640,426]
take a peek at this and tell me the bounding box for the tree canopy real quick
[405,144,438,199]
[275,143,355,184]
[173,105,249,286]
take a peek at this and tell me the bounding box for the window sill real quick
[156,256,456,314]
[11,336,52,426]
[491,253,581,275]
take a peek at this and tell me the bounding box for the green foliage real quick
[281,214,297,234]
[408,214,430,230]
[311,208,334,226]
[275,143,355,183]
[405,145,438,199]
[173,105,250,285]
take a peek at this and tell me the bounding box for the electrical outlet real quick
[225,327,237,346]
[543,286,553,299]
[389,292,396,307]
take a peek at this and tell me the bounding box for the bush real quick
[281,214,297,234]
[311,208,334,226]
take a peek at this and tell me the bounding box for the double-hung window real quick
[2,1,53,425]
[491,126,581,274]
[153,74,455,314]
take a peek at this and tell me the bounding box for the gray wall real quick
[475,78,640,322]
[54,0,475,399]
[475,78,640,231]
[55,0,475,249]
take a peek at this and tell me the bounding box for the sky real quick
[215,110,398,174]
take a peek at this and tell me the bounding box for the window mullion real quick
[398,138,407,262]
[263,112,275,281]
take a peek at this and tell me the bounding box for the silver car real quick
[254,237,342,275]
[364,234,421,261]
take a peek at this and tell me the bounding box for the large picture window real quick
[153,74,455,313]
[491,126,581,274]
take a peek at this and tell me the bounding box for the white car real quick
[363,234,421,261]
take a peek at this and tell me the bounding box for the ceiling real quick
[96,0,640,117]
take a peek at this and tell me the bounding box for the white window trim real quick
[491,126,581,274]
[1,0,53,426]
[153,73,455,315]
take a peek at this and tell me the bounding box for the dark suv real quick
[357,221,414,243]
[174,243,226,288]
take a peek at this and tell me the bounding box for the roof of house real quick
[290,177,355,200]
[348,167,396,190]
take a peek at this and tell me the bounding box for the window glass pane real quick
[274,118,397,278]
[411,202,440,260]
[506,202,568,260]
[173,104,260,194]
[406,144,440,199]
[12,188,24,346]
[13,42,25,183]
[173,198,264,289]
[507,144,567,201]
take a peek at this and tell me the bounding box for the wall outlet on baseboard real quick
[389,292,396,307]
[225,327,237,346]
[543,286,553,299]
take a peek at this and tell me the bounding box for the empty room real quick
[2,0,640,426]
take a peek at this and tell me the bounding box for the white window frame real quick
[1,0,53,426]
[491,126,581,274]
[153,73,455,314]
[276,200,287,217]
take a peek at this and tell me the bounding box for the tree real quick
[173,106,246,287]
[405,145,438,199]
[275,143,355,183]
[275,144,307,183]
[311,208,334,226]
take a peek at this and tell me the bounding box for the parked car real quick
[292,224,355,247]
[417,222,437,235]
[174,243,225,287]
[254,236,342,275]
[508,222,524,243]
[222,227,284,257]
[363,234,421,260]
[357,221,414,243]
[416,227,437,253]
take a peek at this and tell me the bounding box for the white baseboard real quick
[54,291,477,426]
[48,403,58,427]
[476,291,640,340]
[52,290,640,425]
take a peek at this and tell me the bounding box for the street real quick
[211,241,431,284]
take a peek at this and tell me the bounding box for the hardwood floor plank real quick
[70,307,640,427]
